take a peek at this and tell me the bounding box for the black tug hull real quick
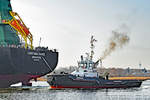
[0,47,58,88]
[47,74,142,89]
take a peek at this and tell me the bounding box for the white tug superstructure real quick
[71,35,99,78]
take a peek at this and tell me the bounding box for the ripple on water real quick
[0,80,150,100]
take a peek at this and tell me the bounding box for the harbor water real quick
[1,80,150,100]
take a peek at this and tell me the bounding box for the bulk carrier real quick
[0,0,58,88]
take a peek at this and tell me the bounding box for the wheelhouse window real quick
[84,70,87,72]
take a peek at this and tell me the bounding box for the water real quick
[1,80,150,100]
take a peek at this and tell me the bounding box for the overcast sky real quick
[11,0,150,69]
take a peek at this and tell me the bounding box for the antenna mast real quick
[39,37,41,47]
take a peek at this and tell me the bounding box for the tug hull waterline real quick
[0,0,58,88]
[48,74,142,89]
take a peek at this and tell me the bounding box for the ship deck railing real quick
[0,45,58,52]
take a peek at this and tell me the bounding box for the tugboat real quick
[0,0,58,88]
[47,36,142,89]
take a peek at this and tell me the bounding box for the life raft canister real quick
[11,19,30,36]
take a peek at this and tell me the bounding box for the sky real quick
[11,0,150,69]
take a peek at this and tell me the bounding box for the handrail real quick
[3,11,33,49]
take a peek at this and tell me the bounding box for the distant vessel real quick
[0,0,58,88]
[47,36,142,89]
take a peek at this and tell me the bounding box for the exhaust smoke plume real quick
[100,29,130,60]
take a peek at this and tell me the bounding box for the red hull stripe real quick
[0,75,41,80]
[50,86,131,89]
